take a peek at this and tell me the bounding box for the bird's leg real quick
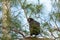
[29,34,32,37]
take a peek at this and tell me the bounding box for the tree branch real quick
[12,29,25,38]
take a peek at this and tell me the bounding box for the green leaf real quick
[53,13,60,22]
[43,31,49,36]
[42,22,49,27]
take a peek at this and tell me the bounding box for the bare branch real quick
[12,29,25,38]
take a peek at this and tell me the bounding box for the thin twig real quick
[12,29,25,38]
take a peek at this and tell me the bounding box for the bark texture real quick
[24,37,54,40]
[2,0,11,40]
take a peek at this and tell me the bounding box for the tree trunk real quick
[24,37,54,40]
[2,0,11,40]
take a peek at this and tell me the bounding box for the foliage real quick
[53,13,60,22]
[0,0,60,40]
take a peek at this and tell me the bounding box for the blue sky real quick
[27,0,52,13]
[16,0,53,33]
[1,0,59,30]
[0,0,60,37]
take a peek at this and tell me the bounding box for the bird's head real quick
[27,18,34,22]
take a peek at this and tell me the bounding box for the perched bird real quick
[27,18,40,37]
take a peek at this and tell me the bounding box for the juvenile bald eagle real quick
[27,18,40,36]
